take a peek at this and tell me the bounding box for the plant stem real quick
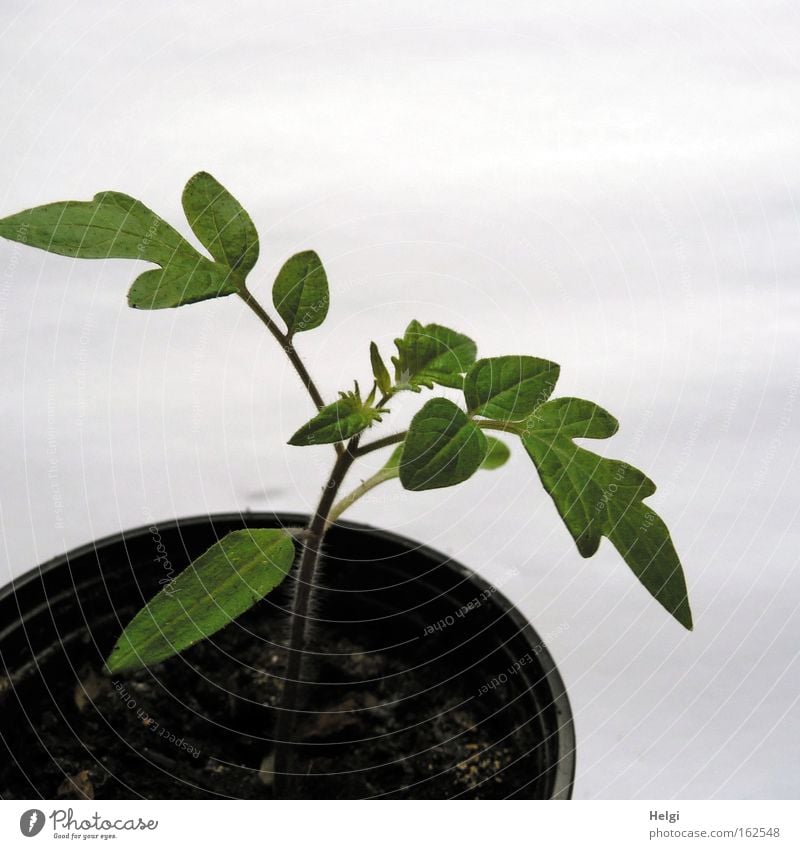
[238,286,329,413]
[354,430,406,458]
[476,419,523,434]
[272,438,359,795]
[353,417,520,462]
[325,466,399,531]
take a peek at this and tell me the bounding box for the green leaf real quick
[465,356,560,420]
[289,389,383,445]
[481,435,510,470]
[105,529,295,674]
[392,320,477,391]
[399,398,487,491]
[272,250,329,336]
[384,443,405,470]
[0,190,239,309]
[370,341,392,396]
[520,397,692,629]
[126,263,237,309]
[182,171,259,276]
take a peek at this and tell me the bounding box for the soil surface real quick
[0,605,547,799]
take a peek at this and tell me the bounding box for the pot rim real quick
[0,511,576,800]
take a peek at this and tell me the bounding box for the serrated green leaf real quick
[105,529,295,674]
[392,321,477,391]
[0,190,239,309]
[465,356,560,420]
[370,341,392,395]
[400,398,487,490]
[272,250,329,336]
[481,435,510,470]
[182,171,259,276]
[289,392,382,445]
[520,397,692,629]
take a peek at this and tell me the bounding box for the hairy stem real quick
[272,438,359,795]
[354,430,406,458]
[353,417,519,463]
[238,287,329,413]
[325,466,399,531]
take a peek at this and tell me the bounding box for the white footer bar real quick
[2,800,796,848]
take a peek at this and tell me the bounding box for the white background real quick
[0,0,798,799]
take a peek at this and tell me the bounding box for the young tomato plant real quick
[0,172,692,794]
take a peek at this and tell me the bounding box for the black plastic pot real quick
[0,513,575,799]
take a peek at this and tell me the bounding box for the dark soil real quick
[0,605,545,799]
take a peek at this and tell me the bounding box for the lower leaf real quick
[105,528,295,674]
